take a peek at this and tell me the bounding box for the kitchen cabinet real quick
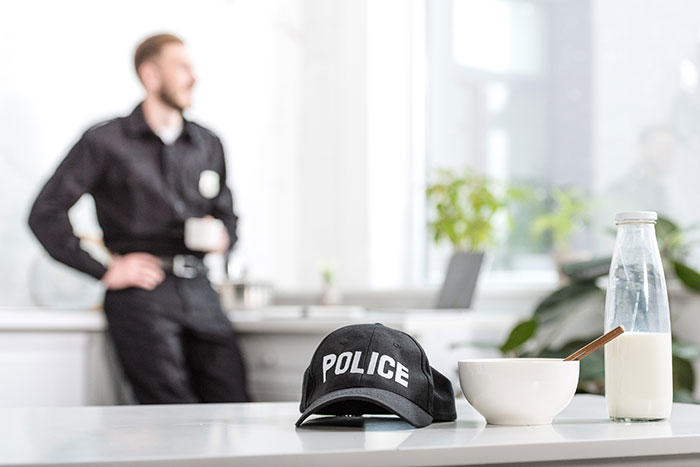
[0,308,517,406]
[0,332,96,406]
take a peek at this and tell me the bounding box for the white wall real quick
[367,0,424,288]
[293,0,422,291]
[296,0,369,292]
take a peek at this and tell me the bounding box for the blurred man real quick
[28,33,249,404]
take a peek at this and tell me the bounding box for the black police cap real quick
[296,323,457,428]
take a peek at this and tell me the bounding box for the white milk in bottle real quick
[605,332,672,419]
[604,212,672,421]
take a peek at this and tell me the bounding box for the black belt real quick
[159,255,208,279]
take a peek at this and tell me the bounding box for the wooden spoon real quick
[563,325,625,362]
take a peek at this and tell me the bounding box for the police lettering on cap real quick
[296,323,457,428]
[321,351,409,387]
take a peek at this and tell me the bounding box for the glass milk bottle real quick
[604,211,672,421]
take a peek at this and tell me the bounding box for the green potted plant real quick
[426,168,525,308]
[318,264,341,305]
[531,187,591,278]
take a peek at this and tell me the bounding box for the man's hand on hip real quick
[102,253,165,290]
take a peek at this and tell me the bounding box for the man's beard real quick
[158,85,186,113]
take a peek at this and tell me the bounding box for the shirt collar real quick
[123,102,199,144]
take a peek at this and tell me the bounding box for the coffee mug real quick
[184,217,225,252]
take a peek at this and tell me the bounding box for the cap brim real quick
[295,387,433,428]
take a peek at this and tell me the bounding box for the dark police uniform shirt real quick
[28,103,238,280]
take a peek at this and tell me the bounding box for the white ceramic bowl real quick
[458,358,579,425]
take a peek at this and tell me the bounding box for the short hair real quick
[134,33,184,76]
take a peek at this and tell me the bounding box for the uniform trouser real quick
[104,275,249,404]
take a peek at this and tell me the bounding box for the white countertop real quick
[2,395,700,466]
[0,307,373,332]
[0,307,520,337]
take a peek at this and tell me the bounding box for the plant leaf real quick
[673,340,700,360]
[546,338,605,384]
[578,348,605,384]
[500,318,538,353]
[673,355,695,394]
[560,257,611,281]
[657,216,679,237]
[535,280,600,316]
[674,388,696,404]
[673,260,700,293]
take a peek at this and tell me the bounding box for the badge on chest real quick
[198,170,220,199]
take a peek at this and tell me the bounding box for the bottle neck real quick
[616,220,656,226]
[615,222,658,246]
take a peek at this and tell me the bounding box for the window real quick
[425,0,592,281]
